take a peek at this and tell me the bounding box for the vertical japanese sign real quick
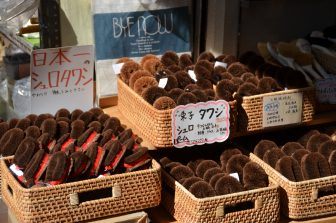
[316,77,336,104]
[172,100,231,148]
[31,45,94,114]
[262,92,303,128]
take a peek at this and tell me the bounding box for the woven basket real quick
[312,46,336,74]
[161,168,280,223]
[240,87,315,132]
[250,153,336,219]
[118,78,237,148]
[1,157,161,223]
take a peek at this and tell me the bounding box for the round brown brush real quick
[222,55,237,66]
[227,62,247,77]
[25,114,38,124]
[0,122,9,139]
[142,86,167,105]
[45,151,70,184]
[70,120,85,139]
[301,152,331,180]
[236,83,259,98]
[196,160,219,178]
[243,161,268,190]
[253,140,278,159]
[182,176,203,190]
[257,77,282,94]
[209,173,226,188]
[129,70,152,89]
[14,137,38,168]
[179,54,193,69]
[231,77,244,88]
[88,121,102,133]
[245,77,259,86]
[318,140,336,160]
[220,148,242,169]
[226,154,250,181]
[120,61,141,85]
[196,79,213,90]
[40,118,57,139]
[198,51,215,62]
[159,157,172,168]
[55,108,70,119]
[191,89,208,102]
[189,181,216,198]
[291,149,310,165]
[134,76,158,95]
[161,51,179,67]
[37,133,52,150]
[187,159,204,173]
[204,89,215,100]
[170,165,195,181]
[177,92,198,105]
[263,147,286,168]
[57,121,70,138]
[220,72,233,80]
[184,84,200,92]
[102,117,121,134]
[281,142,305,156]
[167,65,181,73]
[215,176,243,195]
[175,71,194,89]
[297,130,320,147]
[194,60,214,81]
[78,111,94,127]
[15,118,31,131]
[140,54,158,67]
[275,156,303,182]
[203,167,223,182]
[241,72,255,81]
[168,88,184,103]
[0,128,24,156]
[306,133,331,152]
[153,96,176,110]
[70,109,84,122]
[97,113,110,125]
[25,125,41,139]
[215,54,227,62]
[143,59,164,75]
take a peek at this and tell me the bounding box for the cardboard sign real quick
[229,172,240,182]
[158,78,168,89]
[31,45,94,114]
[214,61,227,69]
[188,70,197,82]
[316,77,336,104]
[172,100,230,148]
[262,92,303,128]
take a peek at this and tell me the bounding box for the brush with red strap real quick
[118,128,143,145]
[40,118,57,151]
[68,151,91,179]
[99,129,117,147]
[102,117,121,134]
[77,127,101,152]
[23,149,50,187]
[85,142,106,177]
[14,137,38,169]
[45,151,71,185]
[103,140,126,173]
[124,147,151,172]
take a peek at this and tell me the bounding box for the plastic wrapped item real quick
[12,76,30,117]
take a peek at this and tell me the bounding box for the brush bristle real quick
[25,114,38,124]
[306,133,331,152]
[23,149,46,180]
[318,140,336,160]
[226,154,250,182]
[203,167,223,183]
[301,152,331,180]
[88,121,102,133]
[70,109,83,122]
[57,121,70,138]
[291,149,310,165]
[78,111,94,127]
[45,151,68,181]
[97,113,110,126]
[196,160,219,178]
[168,88,184,103]
[8,118,19,129]
[170,165,194,181]
[254,140,278,158]
[120,61,141,85]
[197,51,215,62]
[129,70,152,89]
[0,128,25,156]
[161,51,179,67]
[297,130,320,147]
[177,92,198,105]
[187,159,204,173]
[179,54,193,69]
[220,148,242,169]
[25,126,41,139]
[14,137,38,168]
[281,142,305,156]
[55,108,70,119]
[153,96,176,110]
[40,118,57,139]
[194,60,214,81]
[0,122,9,139]
[275,156,303,182]
[263,148,286,168]
[99,129,114,146]
[215,176,243,195]
[70,120,85,139]
[243,161,268,189]
[196,78,212,90]
[140,54,158,66]
[182,176,203,190]
[189,181,216,198]
[133,76,158,95]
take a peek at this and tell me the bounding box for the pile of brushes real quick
[159,148,268,198]
[0,108,151,188]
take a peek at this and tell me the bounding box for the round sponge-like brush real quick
[243,161,268,190]
[168,88,184,103]
[236,83,259,97]
[55,108,70,119]
[142,86,167,105]
[226,154,250,181]
[57,121,69,138]
[203,167,223,182]
[182,176,203,190]
[177,92,198,105]
[15,118,31,131]
[129,70,152,89]
[189,181,216,198]
[78,111,94,127]
[88,121,102,133]
[220,148,242,169]
[258,77,282,93]
[140,54,158,66]
[97,113,110,126]
[187,159,204,173]
[318,140,336,160]
[25,126,41,140]
[161,51,179,67]
[165,162,182,172]
[194,60,214,81]
[227,62,247,77]
[215,176,243,195]
[70,109,83,122]
[170,165,194,181]
[14,137,38,168]
[163,75,178,91]
[143,59,164,75]
[254,140,278,159]
[103,117,121,134]
[196,160,219,178]
[41,118,57,139]
[281,142,305,156]
[198,51,215,62]
[134,76,158,95]
[45,151,69,183]
[306,133,331,152]
[275,156,303,182]
[301,152,331,180]
[25,114,38,124]
[34,114,50,128]
[23,149,46,181]
[153,96,176,110]
[175,71,194,89]
[120,61,141,85]
[191,89,208,102]
[220,72,233,80]
[184,84,200,92]
[263,147,286,168]
[241,72,255,81]
[179,54,193,69]
[89,108,104,120]
[216,79,237,97]
[196,79,213,90]
[209,173,226,188]
[70,120,85,139]
[291,149,310,165]
[245,77,259,86]
[116,57,133,64]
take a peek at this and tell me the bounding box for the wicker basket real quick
[1,157,161,223]
[161,169,280,223]
[250,153,336,219]
[240,87,315,132]
[118,78,237,148]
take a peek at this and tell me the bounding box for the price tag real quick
[315,77,336,104]
[229,172,240,182]
[10,164,23,177]
[112,63,124,74]
[262,92,303,128]
[214,61,227,69]
[158,77,168,89]
[188,70,197,82]
[172,100,230,148]
[31,45,94,115]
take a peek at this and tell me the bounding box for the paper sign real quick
[262,92,303,128]
[158,78,168,89]
[315,77,336,104]
[112,63,124,74]
[172,100,230,148]
[188,70,197,82]
[229,172,240,182]
[10,164,23,177]
[30,45,94,115]
[214,61,227,69]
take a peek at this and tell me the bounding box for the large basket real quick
[161,168,280,223]
[240,87,315,132]
[250,153,336,219]
[118,78,237,148]
[1,157,161,223]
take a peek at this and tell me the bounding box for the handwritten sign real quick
[30,45,94,114]
[172,100,230,148]
[316,77,336,104]
[214,61,227,69]
[188,70,197,82]
[262,92,303,128]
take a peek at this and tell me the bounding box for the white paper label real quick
[262,92,303,128]
[31,45,94,114]
[172,100,230,148]
[158,77,168,89]
[112,63,124,74]
[229,172,240,182]
[315,77,336,104]
[188,70,197,82]
[214,61,227,69]
[10,164,23,177]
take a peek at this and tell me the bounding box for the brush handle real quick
[302,65,323,80]
[293,63,314,86]
[313,59,331,78]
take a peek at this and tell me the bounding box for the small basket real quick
[161,168,280,223]
[240,87,315,132]
[118,78,237,148]
[250,153,336,219]
[1,157,161,223]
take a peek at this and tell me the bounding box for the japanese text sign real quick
[262,92,303,128]
[316,77,336,104]
[172,100,230,148]
[30,45,94,114]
